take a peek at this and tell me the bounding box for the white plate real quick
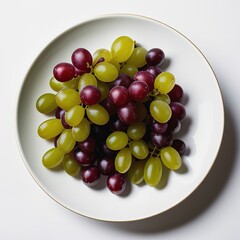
[16,14,224,222]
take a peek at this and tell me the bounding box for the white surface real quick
[1,0,239,238]
[16,14,224,222]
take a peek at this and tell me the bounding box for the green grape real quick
[55,88,81,111]
[38,118,64,139]
[36,93,57,114]
[115,147,132,173]
[93,48,112,65]
[127,122,146,140]
[111,36,134,63]
[154,72,175,94]
[126,47,147,68]
[86,104,109,125]
[42,147,65,169]
[94,62,118,82]
[108,58,121,72]
[128,160,145,184]
[50,76,79,92]
[72,118,90,142]
[63,154,81,176]
[119,64,138,77]
[150,100,172,123]
[144,156,162,187]
[106,131,129,151]
[65,105,85,127]
[97,80,110,101]
[78,73,97,92]
[129,140,149,160]
[155,94,171,104]
[57,129,76,153]
[160,146,182,170]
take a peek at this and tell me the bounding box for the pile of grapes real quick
[36,36,187,195]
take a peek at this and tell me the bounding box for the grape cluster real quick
[36,36,187,195]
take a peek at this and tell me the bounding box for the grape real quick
[167,117,181,134]
[72,118,90,142]
[106,131,129,151]
[150,100,172,123]
[119,64,138,77]
[109,86,129,106]
[81,166,101,186]
[128,81,149,102]
[71,48,92,73]
[55,88,81,111]
[107,173,126,194]
[126,47,147,68]
[86,104,109,125]
[144,66,162,78]
[127,122,146,140]
[65,105,85,127]
[60,111,71,129]
[53,62,75,82]
[94,62,118,82]
[115,148,132,173]
[144,156,162,187]
[108,58,121,71]
[98,156,115,175]
[97,80,110,101]
[36,93,57,114]
[128,160,145,184]
[171,139,186,155]
[151,121,168,134]
[146,48,165,66]
[42,147,65,169]
[151,132,173,148]
[63,154,81,176]
[38,118,64,139]
[134,71,155,92]
[168,84,184,102]
[111,36,134,63]
[135,102,147,121]
[93,48,112,65]
[160,146,182,170]
[74,148,94,166]
[55,107,64,119]
[78,73,97,92]
[78,136,96,154]
[57,129,76,153]
[100,143,117,157]
[80,85,102,105]
[110,74,133,88]
[129,140,149,160]
[118,102,138,125]
[155,94,171,104]
[170,102,186,120]
[100,98,117,116]
[109,118,128,132]
[154,72,175,94]
[50,76,79,92]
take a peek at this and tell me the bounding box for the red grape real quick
[168,84,184,102]
[98,156,115,175]
[146,48,165,66]
[71,48,92,73]
[81,166,101,186]
[128,81,149,101]
[170,102,186,120]
[107,173,126,195]
[109,86,130,106]
[53,62,75,82]
[80,85,101,105]
[133,71,155,91]
[74,148,94,166]
[118,102,138,125]
[78,136,96,154]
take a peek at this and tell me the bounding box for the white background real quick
[1,0,239,239]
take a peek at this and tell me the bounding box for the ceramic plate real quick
[16,14,224,222]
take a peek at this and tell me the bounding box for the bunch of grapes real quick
[36,36,187,195]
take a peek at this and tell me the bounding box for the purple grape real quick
[118,102,138,125]
[109,74,133,89]
[60,111,71,129]
[74,148,94,166]
[167,117,181,134]
[80,85,102,105]
[53,62,75,82]
[109,118,128,132]
[146,48,165,66]
[55,107,64,119]
[171,139,187,155]
[151,121,168,134]
[78,136,96,154]
[170,102,186,120]
[133,71,155,92]
[168,84,184,102]
[101,98,118,116]
[71,48,92,73]
[81,165,100,186]
[109,86,130,106]
[107,173,126,195]
[151,132,173,148]
[128,81,149,102]
[145,66,162,78]
[98,156,115,175]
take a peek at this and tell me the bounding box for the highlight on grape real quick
[36,36,187,195]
